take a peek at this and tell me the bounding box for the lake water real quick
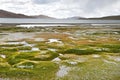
[0,18,120,25]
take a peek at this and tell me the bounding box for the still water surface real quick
[0,18,120,24]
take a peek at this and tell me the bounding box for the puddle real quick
[21,41,34,47]
[95,48,109,51]
[47,39,62,43]
[111,32,119,34]
[113,57,120,62]
[0,54,6,58]
[0,33,35,41]
[69,36,77,40]
[34,38,45,41]
[67,61,78,65]
[108,56,120,62]
[59,53,63,56]
[56,65,70,77]
[52,57,61,62]
[63,32,71,35]
[5,41,25,45]
[17,65,34,69]
[0,78,10,80]
[31,47,40,51]
[19,50,32,52]
[48,48,57,52]
[103,59,117,64]
[3,41,34,47]
[92,54,100,58]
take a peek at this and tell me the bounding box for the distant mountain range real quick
[67,16,120,20]
[0,9,120,20]
[0,10,53,19]
[88,16,120,20]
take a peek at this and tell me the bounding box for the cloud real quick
[0,0,120,18]
[32,0,58,4]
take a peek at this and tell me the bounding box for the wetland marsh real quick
[0,25,120,80]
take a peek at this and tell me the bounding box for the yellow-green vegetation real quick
[0,25,120,80]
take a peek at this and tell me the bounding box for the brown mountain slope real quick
[0,10,31,18]
[0,10,54,18]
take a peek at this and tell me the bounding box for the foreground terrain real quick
[0,25,120,80]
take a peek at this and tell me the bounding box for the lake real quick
[0,18,120,25]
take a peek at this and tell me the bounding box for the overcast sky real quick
[0,0,120,18]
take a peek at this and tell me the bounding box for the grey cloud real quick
[0,0,29,5]
[32,0,59,4]
[0,0,120,18]
[84,0,118,13]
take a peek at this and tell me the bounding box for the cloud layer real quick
[0,0,120,18]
